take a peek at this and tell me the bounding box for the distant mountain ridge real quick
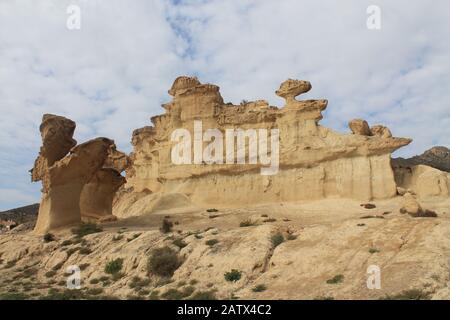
[393,146,450,173]
[0,203,39,225]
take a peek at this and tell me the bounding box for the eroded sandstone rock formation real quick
[118,77,412,213]
[31,114,128,233]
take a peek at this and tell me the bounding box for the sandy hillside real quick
[1,196,449,300]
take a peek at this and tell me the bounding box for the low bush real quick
[147,247,181,277]
[224,269,242,282]
[104,258,123,275]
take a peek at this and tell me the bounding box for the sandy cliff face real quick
[120,77,411,214]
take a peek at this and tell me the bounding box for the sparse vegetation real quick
[190,290,216,300]
[252,284,267,292]
[369,248,380,254]
[104,258,123,275]
[189,279,198,285]
[206,208,218,212]
[4,260,16,269]
[129,276,150,291]
[205,239,219,247]
[314,295,334,300]
[86,288,103,296]
[361,203,376,209]
[326,274,344,284]
[263,218,277,223]
[382,289,431,300]
[90,278,99,285]
[147,246,181,277]
[45,270,57,278]
[360,215,384,219]
[271,232,284,248]
[71,223,102,238]
[239,219,255,227]
[79,247,92,255]
[0,292,29,300]
[410,210,438,218]
[43,233,55,242]
[161,288,184,300]
[160,218,173,233]
[61,239,72,246]
[224,269,242,282]
[79,263,90,271]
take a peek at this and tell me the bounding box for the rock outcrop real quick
[119,77,412,214]
[393,146,450,173]
[31,114,128,233]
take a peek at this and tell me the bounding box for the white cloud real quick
[0,0,449,210]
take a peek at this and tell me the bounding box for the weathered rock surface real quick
[34,138,115,234]
[120,77,411,215]
[1,198,449,300]
[393,146,450,173]
[393,164,450,199]
[31,114,129,233]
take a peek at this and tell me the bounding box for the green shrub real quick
[205,239,219,247]
[90,278,99,284]
[224,269,242,282]
[252,284,267,292]
[104,258,123,275]
[206,208,218,212]
[326,274,344,284]
[160,219,173,234]
[369,248,380,254]
[71,223,102,238]
[147,247,181,277]
[43,233,55,242]
[271,232,284,248]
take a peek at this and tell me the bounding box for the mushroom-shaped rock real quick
[276,79,312,105]
[31,114,77,182]
[370,125,392,138]
[349,119,371,136]
[33,137,114,234]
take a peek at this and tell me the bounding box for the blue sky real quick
[0,0,449,210]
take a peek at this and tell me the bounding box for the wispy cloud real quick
[0,0,449,210]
